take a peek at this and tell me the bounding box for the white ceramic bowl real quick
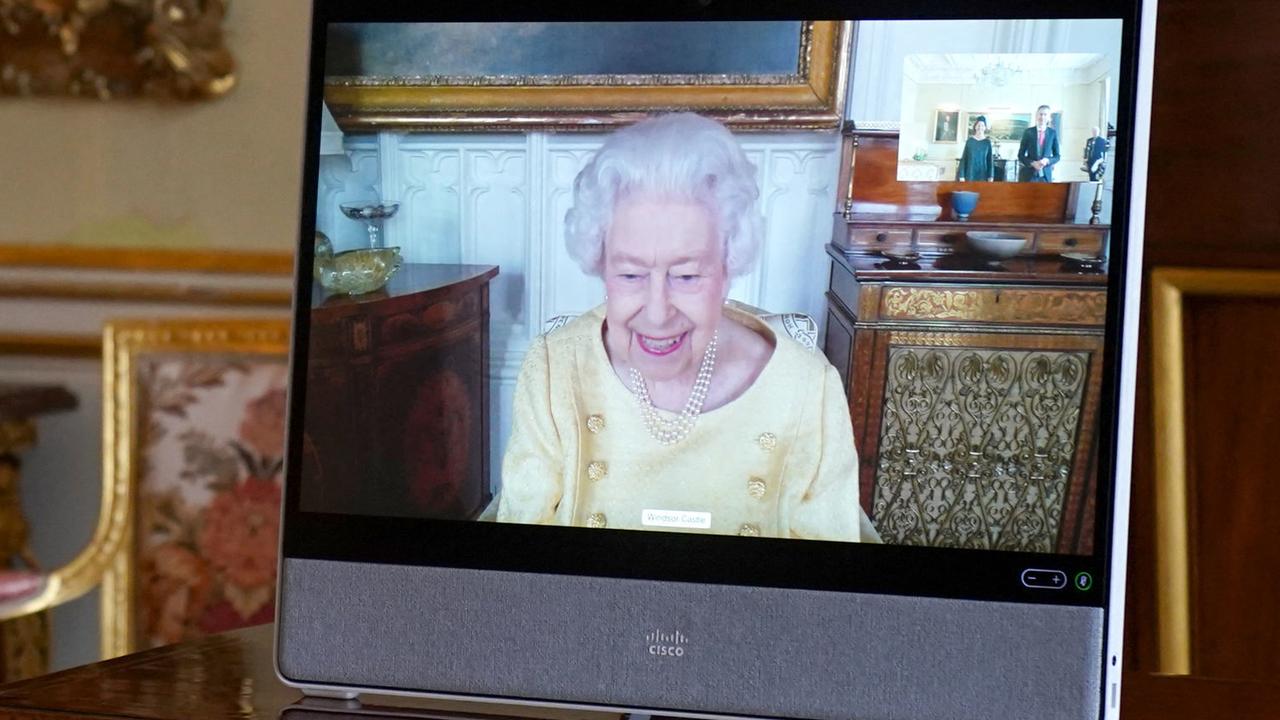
[964,231,1028,259]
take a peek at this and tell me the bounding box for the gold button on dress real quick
[586,414,605,433]
[587,512,607,528]
[747,476,768,499]
[738,523,761,537]
[587,461,608,482]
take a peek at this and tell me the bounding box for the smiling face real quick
[1036,107,1051,128]
[972,119,987,138]
[602,193,729,383]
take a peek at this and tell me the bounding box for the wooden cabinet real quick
[302,264,498,520]
[828,124,1112,555]
[824,246,1106,554]
[833,216,1108,257]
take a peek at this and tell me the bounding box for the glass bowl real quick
[316,246,402,295]
[339,203,400,221]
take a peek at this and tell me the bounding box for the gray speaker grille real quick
[279,558,1102,720]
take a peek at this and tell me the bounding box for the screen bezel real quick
[282,0,1145,613]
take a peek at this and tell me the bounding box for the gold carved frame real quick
[0,0,234,100]
[324,21,851,132]
[1149,267,1280,674]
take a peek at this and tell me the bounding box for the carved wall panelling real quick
[397,147,462,264]
[315,140,381,253]
[754,142,843,324]
[465,147,529,316]
[542,138,603,324]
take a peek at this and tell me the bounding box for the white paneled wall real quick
[317,130,841,492]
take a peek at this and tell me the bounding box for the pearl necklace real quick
[628,332,717,445]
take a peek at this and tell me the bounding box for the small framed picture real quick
[933,109,960,143]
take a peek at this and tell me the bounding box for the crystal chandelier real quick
[975,60,1022,88]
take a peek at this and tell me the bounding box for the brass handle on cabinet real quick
[875,232,888,243]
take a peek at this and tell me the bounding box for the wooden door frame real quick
[1148,267,1280,674]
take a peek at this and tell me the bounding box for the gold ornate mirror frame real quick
[324,20,850,132]
[0,0,235,100]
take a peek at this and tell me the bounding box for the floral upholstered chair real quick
[99,319,290,657]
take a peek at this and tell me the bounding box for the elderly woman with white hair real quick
[497,113,877,542]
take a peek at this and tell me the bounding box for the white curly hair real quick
[564,113,763,278]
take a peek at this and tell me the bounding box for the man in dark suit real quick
[1083,125,1109,181]
[1017,104,1061,182]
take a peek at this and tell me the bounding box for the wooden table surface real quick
[0,624,614,720]
[0,622,1273,719]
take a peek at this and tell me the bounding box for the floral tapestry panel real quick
[136,354,287,650]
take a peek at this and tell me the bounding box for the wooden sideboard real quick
[833,214,1108,258]
[823,246,1106,554]
[303,264,499,520]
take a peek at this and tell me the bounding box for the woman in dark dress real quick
[956,115,995,182]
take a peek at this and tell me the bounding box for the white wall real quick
[316,130,843,493]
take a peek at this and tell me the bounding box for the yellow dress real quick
[496,304,876,542]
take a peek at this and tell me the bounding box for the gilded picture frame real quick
[0,0,234,100]
[932,109,960,143]
[323,20,851,132]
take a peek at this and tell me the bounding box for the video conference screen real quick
[299,18,1125,558]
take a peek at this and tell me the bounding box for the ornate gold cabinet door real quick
[825,247,1108,555]
[853,329,1103,554]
